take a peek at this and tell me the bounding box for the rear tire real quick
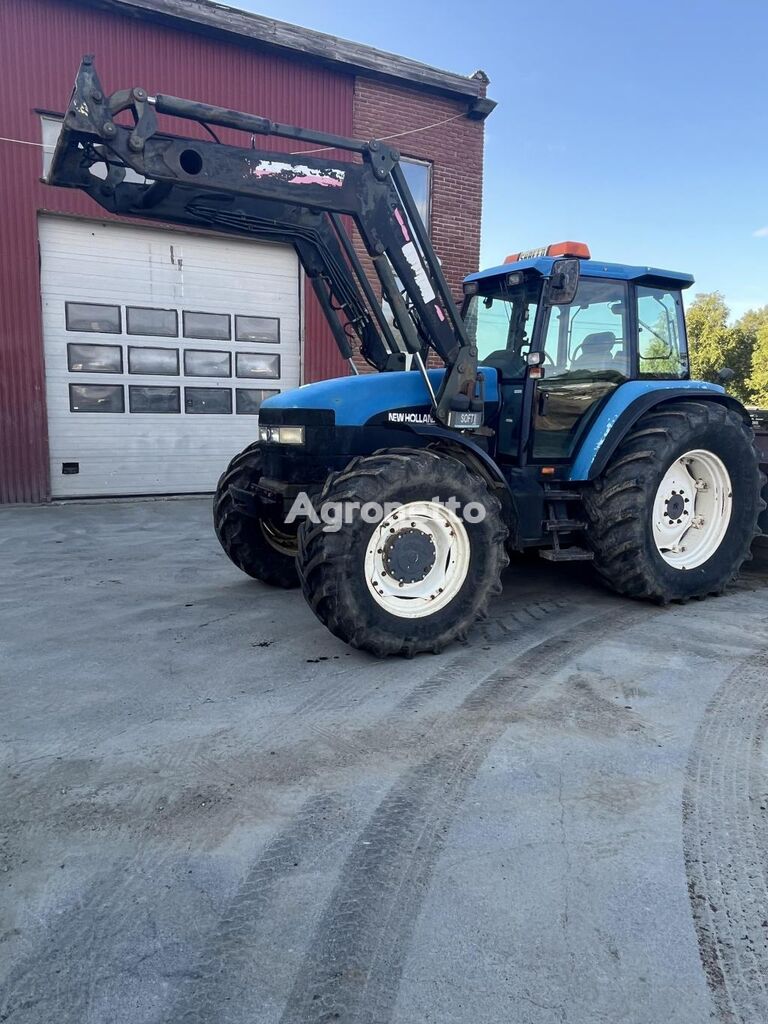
[213,442,299,588]
[296,449,509,656]
[584,401,762,602]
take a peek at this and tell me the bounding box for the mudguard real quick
[568,380,750,481]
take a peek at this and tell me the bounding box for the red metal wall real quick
[0,0,353,502]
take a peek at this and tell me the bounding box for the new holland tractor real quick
[48,60,766,655]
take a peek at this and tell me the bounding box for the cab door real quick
[531,278,630,461]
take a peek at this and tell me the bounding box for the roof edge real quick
[71,0,496,110]
[466,259,695,288]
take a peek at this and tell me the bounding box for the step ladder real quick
[538,487,594,563]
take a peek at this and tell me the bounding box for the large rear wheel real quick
[297,449,509,656]
[213,442,299,588]
[584,401,762,601]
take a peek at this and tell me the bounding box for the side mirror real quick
[717,367,736,383]
[544,258,580,306]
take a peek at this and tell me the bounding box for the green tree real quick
[747,322,768,407]
[685,292,754,402]
[734,306,768,408]
[639,312,683,375]
[736,305,768,339]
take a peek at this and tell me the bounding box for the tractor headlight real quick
[259,424,305,445]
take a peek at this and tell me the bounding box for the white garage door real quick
[39,217,301,497]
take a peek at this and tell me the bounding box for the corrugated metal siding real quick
[0,0,352,502]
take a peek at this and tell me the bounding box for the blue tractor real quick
[49,61,765,655]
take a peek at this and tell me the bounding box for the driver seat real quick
[572,331,619,371]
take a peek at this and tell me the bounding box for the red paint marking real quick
[394,207,410,242]
[434,304,445,321]
[291,175,343,187]
[250,169,343,188]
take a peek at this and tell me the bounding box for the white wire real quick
[0,136,45,148]
[289,111,465,155]
[1,108,467,159]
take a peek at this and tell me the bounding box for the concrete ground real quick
[1,498,768,1024]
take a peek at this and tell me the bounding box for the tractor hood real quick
[260,367,500,427]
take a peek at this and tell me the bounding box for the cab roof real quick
[465,257,694,290]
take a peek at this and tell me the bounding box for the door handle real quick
[538,390,549,416]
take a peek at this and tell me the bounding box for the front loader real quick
[47,60,766,655]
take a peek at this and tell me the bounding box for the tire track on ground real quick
[0,595,579,840]
[279,603,650,1024]
[0,843,180,1024]
[0,598,604,1024]
[683,648,768,1024]
[0,795,345,1024]
[157,600,613,1023]
[161,792,346,1024]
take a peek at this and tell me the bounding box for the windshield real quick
[463,276,542,379]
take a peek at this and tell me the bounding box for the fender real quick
[568,380,749,482]
[403,423,540,546]
[407,423,510,490]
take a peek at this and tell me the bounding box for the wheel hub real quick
[663,491,688,523]
[383,527,436,583]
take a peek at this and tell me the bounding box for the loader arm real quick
[46,57,481,427]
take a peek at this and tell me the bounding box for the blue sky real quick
[240,0,767,320]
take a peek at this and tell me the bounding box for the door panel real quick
[532,278,629,460]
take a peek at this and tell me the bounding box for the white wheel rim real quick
[364,500,471,618]
[652,449,733,570]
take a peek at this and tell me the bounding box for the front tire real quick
[584,401,762,602]
[296,449,509,656]
[213,442,299,588]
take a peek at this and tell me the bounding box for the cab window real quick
[637,286,688,378]
[465,276,541,380]
[541,279,629,378]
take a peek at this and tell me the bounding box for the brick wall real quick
[351,75,487,371]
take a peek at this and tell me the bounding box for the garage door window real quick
[66,302,121,334]
[184,350,232,377]
[69,383,125,412]
[128,347,180,375]
[67,343,123,374]
[129,385,181,413]
[236,388,279,414]
[183,311,231,340]
[236,353,281,379]
[235,316,280,344]
[126,306,178,338]
[185,387,232,414]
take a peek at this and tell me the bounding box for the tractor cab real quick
[462,243,694,465]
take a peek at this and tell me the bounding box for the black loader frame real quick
[47,57,483,427]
